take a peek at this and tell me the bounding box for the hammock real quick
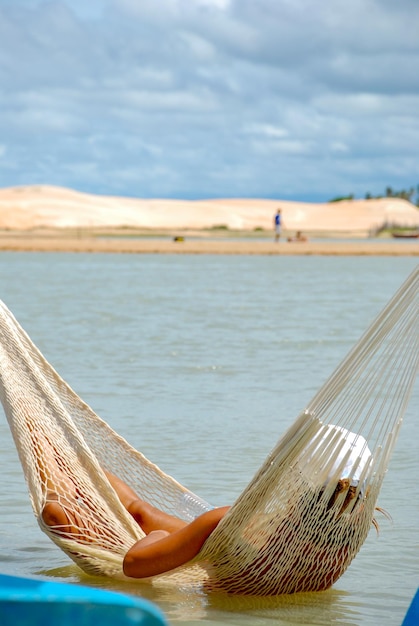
[0,267,417,596]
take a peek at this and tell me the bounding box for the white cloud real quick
[0,0,418,200]
[245,124,289,139]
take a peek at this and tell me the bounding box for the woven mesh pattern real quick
[0,267,417,594]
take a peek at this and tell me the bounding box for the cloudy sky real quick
[1,0,418,201]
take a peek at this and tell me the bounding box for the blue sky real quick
[1,0,418,201]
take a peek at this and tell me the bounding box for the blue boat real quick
[0,573,167,626]
[402,588,419,626]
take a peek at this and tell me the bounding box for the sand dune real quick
[0,185,419,236]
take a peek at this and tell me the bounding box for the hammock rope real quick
[0,266,417,595]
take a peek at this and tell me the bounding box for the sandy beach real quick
[0,229,417,256]
[0,185,418,255]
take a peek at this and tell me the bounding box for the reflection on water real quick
[39,564,362,625]
[0,253,417,625]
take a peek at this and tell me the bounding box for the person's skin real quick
[41,467,230,578]
[33,429,87,537]
[122,505,230,578]
[35,426,374,585]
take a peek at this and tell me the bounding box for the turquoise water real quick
[0,253,417,625]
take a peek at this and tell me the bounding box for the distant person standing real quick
[274,209,283,242]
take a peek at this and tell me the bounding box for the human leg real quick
[104,470,188,534]
[123,506,230,578]
[35,437,191,541]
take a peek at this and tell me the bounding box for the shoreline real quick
[0,230,418,255]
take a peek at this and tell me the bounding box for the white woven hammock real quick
[0,267,417,596]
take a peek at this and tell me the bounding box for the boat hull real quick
[0,573,167,626]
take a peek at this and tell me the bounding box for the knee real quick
[126,498,150,525]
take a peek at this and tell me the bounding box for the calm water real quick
[0,253,417,625]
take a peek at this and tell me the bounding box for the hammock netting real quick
[0,267,417,595]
